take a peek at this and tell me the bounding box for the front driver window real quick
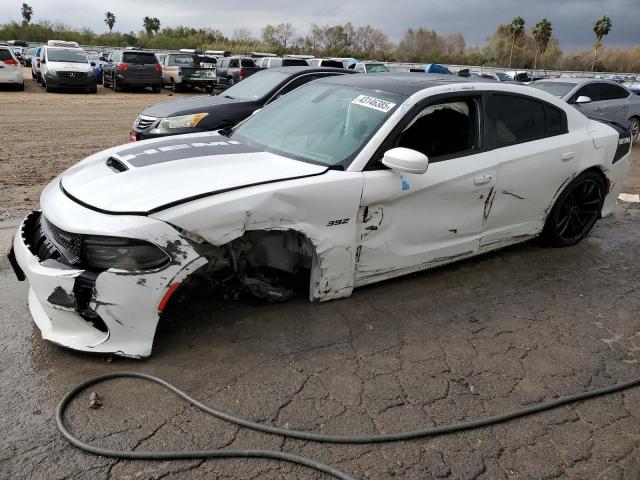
[395,98,479,160]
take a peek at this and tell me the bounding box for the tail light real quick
[116,63,128,71]
[153,64,162,73]
[4,59,18,65]
[239,68,244,79]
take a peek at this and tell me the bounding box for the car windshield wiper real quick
[218,126,234,137]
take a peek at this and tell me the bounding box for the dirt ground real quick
[0,68,639,479]
[0,68,201,224]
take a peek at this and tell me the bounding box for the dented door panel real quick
[355,151,498,285]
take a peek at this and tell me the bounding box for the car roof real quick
[314,72,497,96]
[535,77,622,86]
[269,66,354,75]
[121,50,156,54]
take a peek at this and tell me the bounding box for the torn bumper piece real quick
[12,210,206,358]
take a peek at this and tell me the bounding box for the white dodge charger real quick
[8,74,632,357]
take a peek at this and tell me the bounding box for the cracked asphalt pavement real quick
[1,75,640,479]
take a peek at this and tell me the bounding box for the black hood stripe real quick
[116,136,259,168]
[60,168,330,216]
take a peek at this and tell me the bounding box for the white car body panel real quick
[0,47,24,85]
[11,79,631,357]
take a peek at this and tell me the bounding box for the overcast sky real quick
[2,0,638,51]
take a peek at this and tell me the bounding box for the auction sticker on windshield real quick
[352,95,396,113]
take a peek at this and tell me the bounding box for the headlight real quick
[158,113,208,129]
[82,236,170,271]
[47,69,57,76]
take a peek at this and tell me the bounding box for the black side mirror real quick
[90,61,96,66]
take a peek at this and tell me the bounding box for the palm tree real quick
[104,12,116,34]
[143,16,154,36]
[532,19,552,69]
[150,17,161,35]
[591,15,612,71]
[506,16,525,68]
[21,3,33,25]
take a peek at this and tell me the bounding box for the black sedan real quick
[130,66,354,141]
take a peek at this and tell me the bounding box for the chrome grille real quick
[57,71,88,79]
[135,115,157,130]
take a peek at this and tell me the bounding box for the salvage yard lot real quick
[1,67,639,479]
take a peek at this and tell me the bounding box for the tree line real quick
[6,3,639,72]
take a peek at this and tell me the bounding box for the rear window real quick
[169,55,197,66]
[123,52,158,64]
[0,49,14,61]
[282,58,309,66]
[241,59,256,67]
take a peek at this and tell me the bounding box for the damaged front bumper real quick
[10,191,206,357]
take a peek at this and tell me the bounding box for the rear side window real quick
[230,59,239,68]
[0,49,14,61]
[486,94,560,147]
[600,83,629,100]
[545,104,566,135]
[241,59,256,67]
[122,53,158,64]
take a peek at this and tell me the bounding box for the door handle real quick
[474,174,493,186]
[561,152,575,161]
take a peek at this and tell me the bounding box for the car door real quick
[355,93,498,284]
[481,93,583,247]
[599,82,632,125]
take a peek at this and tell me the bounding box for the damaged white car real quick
[9,74,632,357]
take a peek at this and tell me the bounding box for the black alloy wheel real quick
[542,171,605,246]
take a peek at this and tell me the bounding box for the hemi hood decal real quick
[116,136,259,167]
[60,135,329,214]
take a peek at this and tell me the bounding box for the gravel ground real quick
[0,68,639,479]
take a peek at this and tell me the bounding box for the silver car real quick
[530,78,640,143]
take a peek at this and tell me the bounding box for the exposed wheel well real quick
[173,229,318,305]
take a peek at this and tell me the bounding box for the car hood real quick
[142,94,247,118]
[48,61,92,72]
[59,133,328,214]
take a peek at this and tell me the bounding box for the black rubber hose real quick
[56,371,640,479]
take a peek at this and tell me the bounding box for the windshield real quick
[223,70,290,100]
[47,48,88,63]
[529,81,575,98]
[232,82,403,167]
[496,72,512,81]
[365,63,389,73]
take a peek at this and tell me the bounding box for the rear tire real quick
[171,79,181,92]
[102,75,109,88]
[541,171,605,247]
[630,117,639,145]
[227,77,234,87]
[113,77,122,92]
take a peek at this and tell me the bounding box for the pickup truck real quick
[161,53,217,92]
[215,56,260,87]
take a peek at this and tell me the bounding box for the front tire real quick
[541,171,605,246]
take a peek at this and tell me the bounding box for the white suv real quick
[0,46,24,90]
[41,45,97,93]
